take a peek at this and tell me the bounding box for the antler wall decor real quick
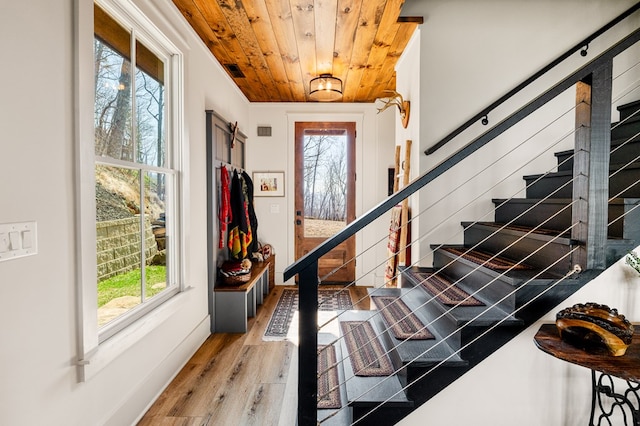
[377,90,410,128]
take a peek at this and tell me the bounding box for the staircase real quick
[318,100,640,425]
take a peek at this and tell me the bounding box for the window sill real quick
[78,286,194,382]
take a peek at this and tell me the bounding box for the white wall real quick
[395,28,422,262]
[246,103,396,286]
[0,0,250,424]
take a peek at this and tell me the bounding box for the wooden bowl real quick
[556,303,634,356]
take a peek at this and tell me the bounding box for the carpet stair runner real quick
[461,221,575,276]
[399,269,521,328]
[317,333,351,426]
[439,246,533,271]
[335,310,412,410]
[432,244,568,313]
[368,288,467,368]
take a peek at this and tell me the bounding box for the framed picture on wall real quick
[253,171,285,197]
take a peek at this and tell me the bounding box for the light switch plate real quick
[0,233,9,253]
[0,221,37,262]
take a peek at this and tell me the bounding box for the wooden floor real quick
[138,285,370,426]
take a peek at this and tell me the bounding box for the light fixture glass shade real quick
[309,74,343,101]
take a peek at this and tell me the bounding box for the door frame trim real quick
[294,121,356,283]
[285,113,364,283]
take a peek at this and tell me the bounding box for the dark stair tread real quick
[318,332,351,425]
[523,161,640,181]
[555,136,640,171]
[434,244,564,283]
[611,134,640,145]
[493,197,638,206]
[460,221,575,276]
[366,288,469,367]
[492,197,640,249]
[462,221,571,241]
[336,310,413,408]
[440,246,532,272]
[555,134,640,157]
[398,268,522,326]
[493,197,572,204]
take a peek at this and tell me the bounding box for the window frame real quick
[74,0,185,381]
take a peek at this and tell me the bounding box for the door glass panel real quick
[303,129,348,238]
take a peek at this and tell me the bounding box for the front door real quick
[294,122,356,284]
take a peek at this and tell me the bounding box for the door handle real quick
[296,219,302,225]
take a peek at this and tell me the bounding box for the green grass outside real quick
[98,265,167,307]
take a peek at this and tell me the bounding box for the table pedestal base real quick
[590,370,640,426]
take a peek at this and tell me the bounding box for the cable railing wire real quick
[321,72,640,317]
[322,126,579,330]
[351,251,584,426]
[315,120,584,392]
[320,123,640,424]
[317,160,584,420]
[320,119,580,319]
[317,109,640,426]
[318,101,581,288]
[325,224,582,425]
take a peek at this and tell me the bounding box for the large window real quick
[93,3,181,341]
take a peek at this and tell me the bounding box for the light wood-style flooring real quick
[138,285,370,426]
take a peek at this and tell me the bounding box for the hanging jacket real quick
[242,171,259,254]
[218,165,231,249]
[228,170,252,259]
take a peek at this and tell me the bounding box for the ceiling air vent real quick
[224,64,245,78]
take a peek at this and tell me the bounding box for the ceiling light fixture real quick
[309,73,343,102]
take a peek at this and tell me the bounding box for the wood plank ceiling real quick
[171,0,420,102]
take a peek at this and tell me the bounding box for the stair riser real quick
[555,151,572,172]
[413,298,463,349]
[463,225,573,275]
[405,364,468,406]
[525,167,640,199]
[495,199,640,239]
[617,101,640,121]
[609,199,640,239]
[524,174,572,198]
[351,406,412,425]
[611,120,640,140]
[494,200,572,232]
[556,138,640,172]
[433,250,517,312]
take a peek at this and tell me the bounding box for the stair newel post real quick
[298,262,318,426]
[571,60,613,270]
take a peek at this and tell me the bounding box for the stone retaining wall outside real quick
[97,217,158,282]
